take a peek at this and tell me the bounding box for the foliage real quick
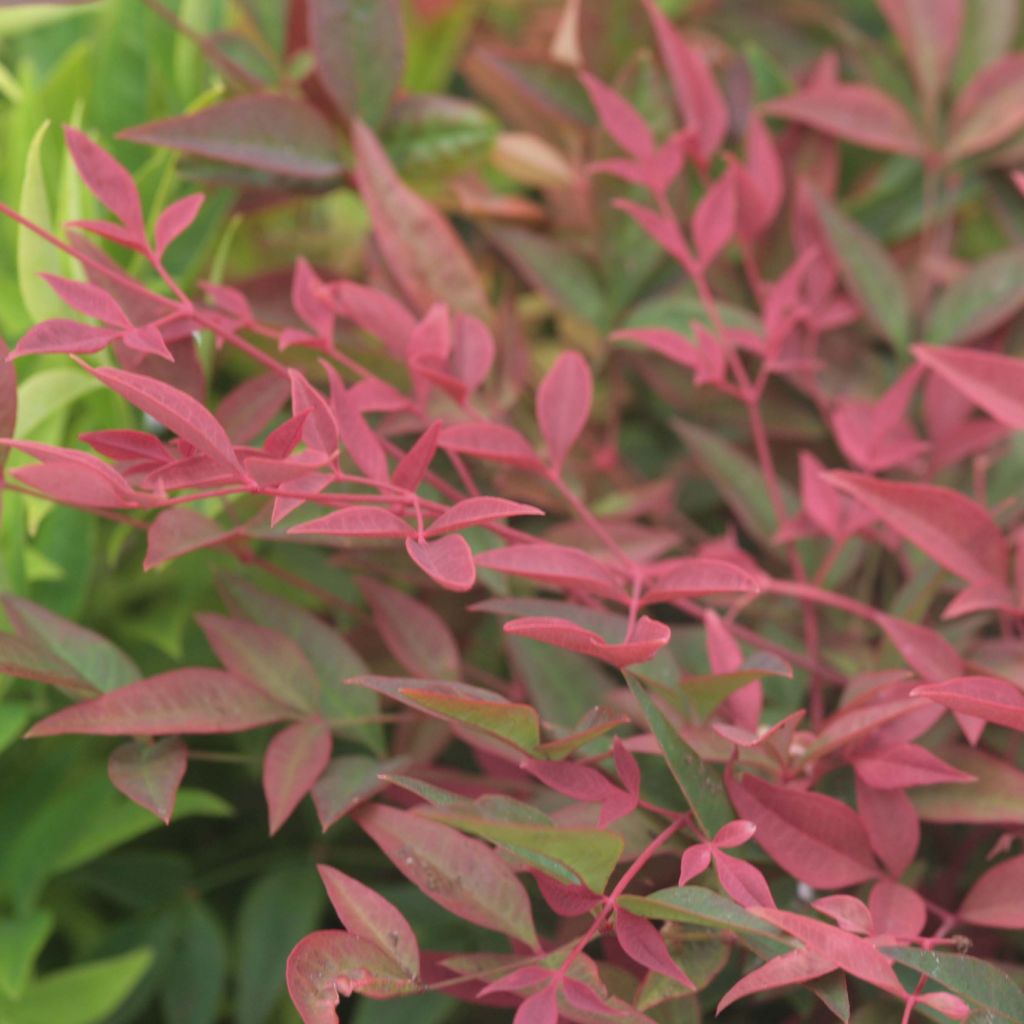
[4,0,1024,1022]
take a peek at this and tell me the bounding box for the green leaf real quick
[885,948,1024,1023]
[926,248,1024,345]
[626,675,732,836]
[235,863,326,1024]
[425,809,624,893]
[0,911,54,999]
[17,120,64,324]
[0,948,153,1024]
[160,901,226,1024]
[618,886,790,953]
[401,687,541,753]
[813,191,911,351]
[911,746,1024,825]
[14,368,104,440]
[308,0,404,127]
[387,94,498,179]
[403,0,476,94]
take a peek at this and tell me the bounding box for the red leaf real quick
[317,865,419,977]
[121,96,345,179]
[536,351,593,473]
[914,345,1024,431]
[726,773,879,888]
[352,121,490,318]
[693,172,737,267]
[948,54,1024,160]
[263,719,333,835]
[26,669,288,737]
[912,676,1024,732]
[827,471,1008,584]
[391,421,441,491]
[878,0,964,108]
[361,578,461,680]
[289,507,413,539]
[614,910,693,988]
[13,320,118,357]
[427,497,544,535]
[64,126,144,236]
[324,364,389,481]
[81,362,246,476]
[853,743,976,789]
[405,535,476,591]
[713,850,775,909]
[145,508,236,570]
[154,194,204,257]
[580,73,654,158]
[643,0,728,164]
[438,422,539,468]
[960,855,1024,928]
[503,615,670,668]
[41,274,129,326]
[289,370,338,454]
[108,737,188,824]
[812,895,873,934]
[475,543,622,599]
[5,440,141,508]
[514,985,558,1024]
[869,880,927,938]
[876,614,962,683]
[355,804,539,947]
[856,779,919,878]
[642,557,761,604]
[334,282,416,359]
[718,948,833,1013]
[286,930,417,1024]
[762,84,925,156]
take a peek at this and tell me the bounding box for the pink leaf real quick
[827,471,1009,584]
[108,736,188,824]
[289,370,339,454]
[4,440,141,508]
[522,758,620,803]
[762,84,925,155]
[960,854,1024,928]
[355,804,539,947]
[580,73,654,158]
[361,578,461,680]
[25,669,288,737]
[876,614,962,683]
[878,0,964,108]
[726,773,879,888]
[145,508,236,570]
[154,193,205,257]
[514,985,558,1024]
[289,507,413,539]
[122,324,174,361]
[81,362,246,476]
[853,743,976,789]
[919,992,971,1020]
[869,880,927,937]
[324,364,388,481]
[333,282,416,359]
[614,910,693,988]
[318,865,420,977]
[914,344,1024,431]
[64,126,144,236]
[536,351,593,474]
[503,615,670,668]
[718,948,834,1013]
[693,171,737,267]
[912,676,1024,732]
[812,895,873,934]
[713,850,776,909]
[561,977,622,1016]
[678,843,713,885]
[475,543,622,599]
[427,497,544,536]
[642,557,761,604]
[391,421,441,491]
[41,274,129,325]
[13,320,118,357]
[263,719,332,835]
[405,535,476,591]
[438,422,540,468]
[856,779,919,878]
[714,819,757,848]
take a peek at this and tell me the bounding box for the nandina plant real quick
[5,1,1024,1022]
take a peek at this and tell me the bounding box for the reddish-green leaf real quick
[263,720,333,835]
[925,249,1024,345]
[107,737,188,824]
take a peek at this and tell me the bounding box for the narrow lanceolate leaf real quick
[287,931,418,1024]
[814,192,911,350]
[121,96,345,180]
[64,126,144,235]
[26,670,288,737]
[912,676,1024,732]
[826,472,1008,584]
[913,345,1024,429]
[427,498,544,535]
[352,121,490,319]
[79,363,245,476]
[878,0,965,109]
[317,865,419,977]
[289,507,412,539]
[960,855,1024,928]
[308,0,404,127]
[762,84,925,155]
[107,737,188,824]
[947,53,1024,160]
[884,948,1024,1023]
[355,804,539,947]
[718,948,833,1014]
[536,351,592,473]
[925,249,1024,345]
[627,675,732,836]
[726,773,878,889]
[0,339,15,471]
[263,720,333,835]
